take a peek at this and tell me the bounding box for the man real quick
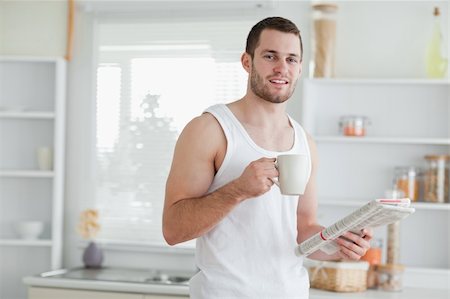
[163,17,372,298]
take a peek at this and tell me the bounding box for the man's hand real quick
[336,228,373,261]
[233,157,278,199]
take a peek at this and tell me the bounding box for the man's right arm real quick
[162,113,277,245]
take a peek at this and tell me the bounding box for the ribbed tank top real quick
[189,104,311,299]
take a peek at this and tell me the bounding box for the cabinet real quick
[28,287,188,299]
[0,56,66,299]
[301,78,449,269]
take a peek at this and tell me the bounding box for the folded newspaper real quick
[296,198,415,256]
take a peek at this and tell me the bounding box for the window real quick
[94,19,249,247]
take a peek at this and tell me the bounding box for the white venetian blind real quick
[94,19,250,247]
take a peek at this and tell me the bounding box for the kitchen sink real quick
[145,274,190,285]
[39,267,192,286]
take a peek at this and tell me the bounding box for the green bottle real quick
[425,7,448,78]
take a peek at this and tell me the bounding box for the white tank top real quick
[189,104,311,299]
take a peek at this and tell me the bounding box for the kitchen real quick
[0,0,449,299]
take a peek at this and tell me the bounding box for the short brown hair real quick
[245,17,303,61]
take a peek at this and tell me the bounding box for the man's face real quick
[248,29,302,104]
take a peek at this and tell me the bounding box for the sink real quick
[145,273,190,285]
[40,267,192,286]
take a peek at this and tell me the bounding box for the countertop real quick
[23,267,450,299]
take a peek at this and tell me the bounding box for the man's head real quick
[246,17,303,62]
[242,17,303,104]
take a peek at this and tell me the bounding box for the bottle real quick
[425,7,448,78]
[361,238,383,289]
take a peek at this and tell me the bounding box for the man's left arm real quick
[296,134,372,261]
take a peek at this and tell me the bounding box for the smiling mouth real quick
[269,79,288,84]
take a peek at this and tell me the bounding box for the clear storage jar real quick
[377,264,404,292]
[394,166,422,202]
[424,155,449,203]
[311,3,338,78]
[339,115,370,137]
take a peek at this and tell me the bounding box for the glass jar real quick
[311,3,338,78]
[339,115,370,137]
[377,264,404,292]
[424,155,449,203]
[362,239,383,289]
[394,166,422,202]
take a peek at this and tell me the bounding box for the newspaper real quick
[296,198,415,256]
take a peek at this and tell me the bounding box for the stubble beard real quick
[249,64,297,104]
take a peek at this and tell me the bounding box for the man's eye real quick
[264,55,275,60]
[288,58,298,64]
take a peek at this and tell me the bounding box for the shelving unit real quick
[0,56,66,299]
[301,78,449,269]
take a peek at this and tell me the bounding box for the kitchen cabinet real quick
[144,295,188,298]
[28,287,188,299]
[0,56,66,299]
[29,287,143,299]
[301,78,449,269]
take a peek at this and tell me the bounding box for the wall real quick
[0,0,67,56]
[0,0,448,273]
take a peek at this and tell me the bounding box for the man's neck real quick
[231,96,288,126]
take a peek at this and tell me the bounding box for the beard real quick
[249,64,297,104]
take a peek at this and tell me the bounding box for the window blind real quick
[94,19,250,248]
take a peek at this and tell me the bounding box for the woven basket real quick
[305,259,369,292]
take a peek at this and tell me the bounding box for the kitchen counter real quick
[23,267,450,299]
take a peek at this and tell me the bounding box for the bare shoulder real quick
[177,112,225,153]
[165,112,226,203]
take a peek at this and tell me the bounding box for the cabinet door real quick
[144,295,189,299]
[29,287,144,299]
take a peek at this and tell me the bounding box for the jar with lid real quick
[394,166,422,202]
[424,155,449,203]
[377,263,405,292]
[339,115,370,137]
[311,3,338,78]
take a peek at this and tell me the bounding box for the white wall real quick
[0,0,67,56]
[1,0,448,272]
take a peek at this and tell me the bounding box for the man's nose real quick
[273,60,288,74]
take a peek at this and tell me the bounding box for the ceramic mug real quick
[273,154,310,195]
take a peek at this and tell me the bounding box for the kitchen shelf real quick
[302,77,449,269]
[0,111,55,119]
[315,136,450,145]
[0,239,52,247]
[0,170,54,178]
[318,199,450,211]
[305,78,450,86]
[0,55,66,299]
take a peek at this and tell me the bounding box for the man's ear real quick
[241,52,251,73]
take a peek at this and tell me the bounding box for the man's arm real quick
[163,113,277,245]
[296,134,372,261]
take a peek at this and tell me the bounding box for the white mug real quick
[273,154,310,195]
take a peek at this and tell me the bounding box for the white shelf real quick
[0,170,54,178]
[305,78,450,85]
[0,111,55,119]
[0,55,65,63]
[318,199,450,211]
[315,136,450,145]
[0,239,52,246]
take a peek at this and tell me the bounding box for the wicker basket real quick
[305,259,369,292]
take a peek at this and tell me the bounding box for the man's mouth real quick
[269,79,288,85]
